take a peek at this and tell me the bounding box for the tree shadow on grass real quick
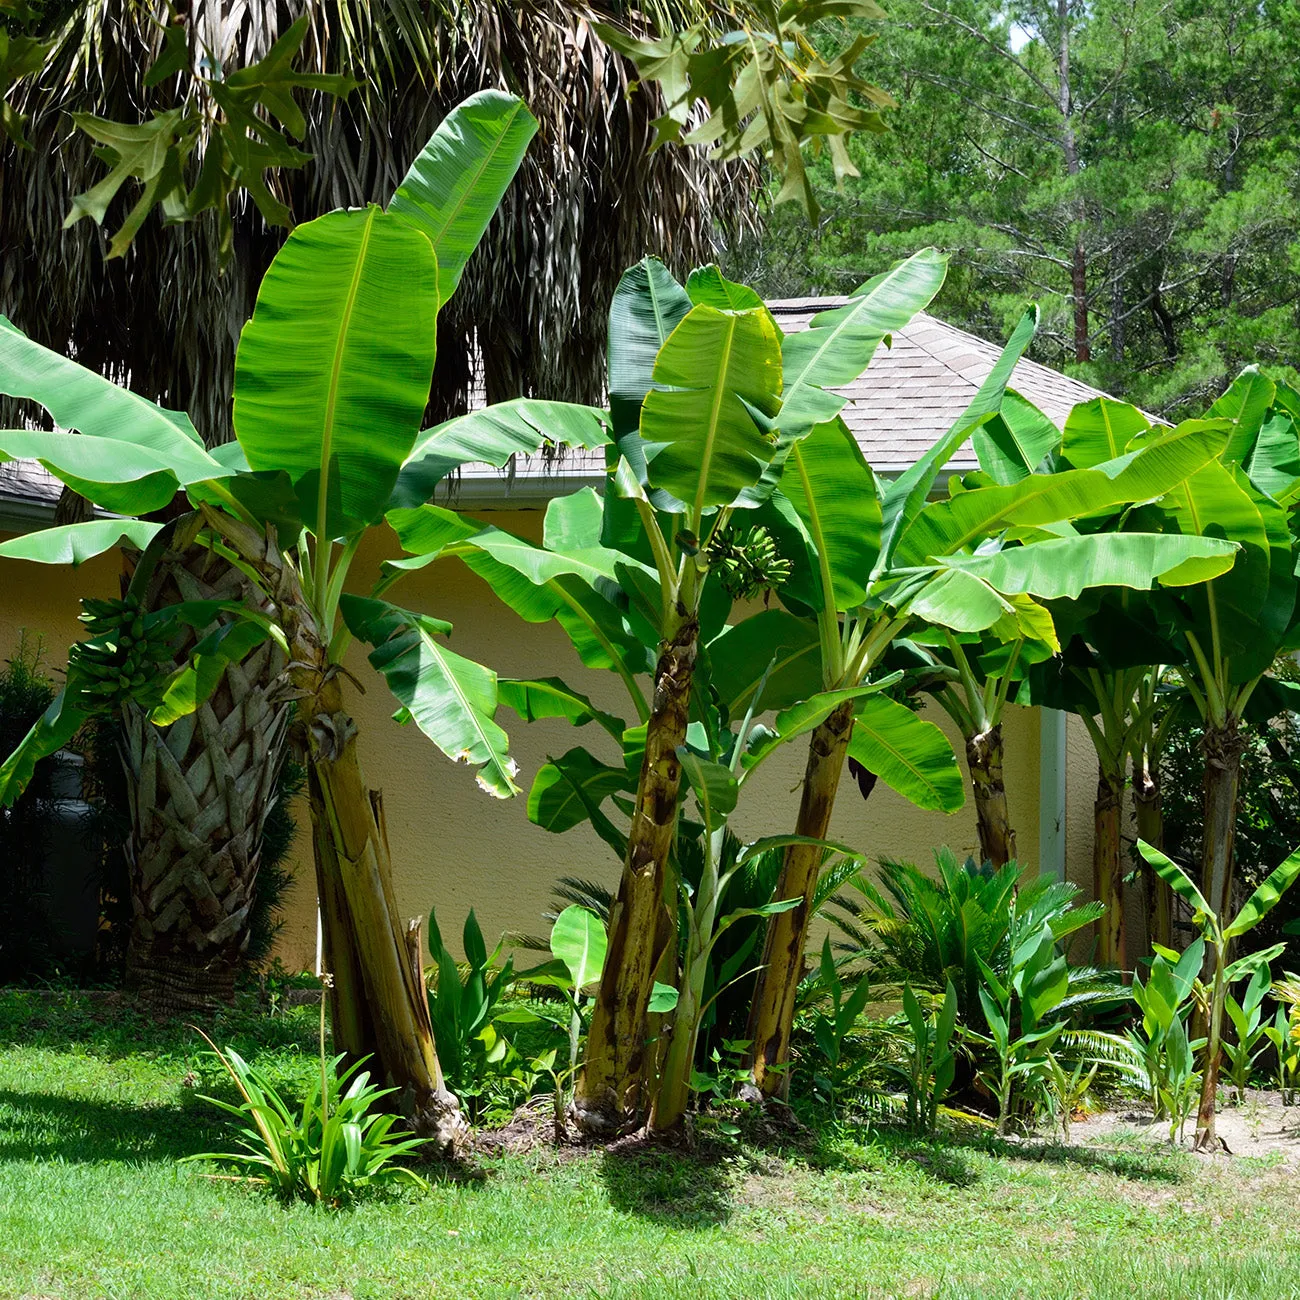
[0,1087,212,1164]
[599,1143,735,1229]
[866,1124,1188,1186]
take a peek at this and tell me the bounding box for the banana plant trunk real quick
[1093,766,1127,971]
[746,699,856,1097]
[1132,756,1171,951]
[574,615,698,1133]
[1202,721,1246,919]
[966,725,1016,867]
[209,511,465,1152]
[120,538,293,1012]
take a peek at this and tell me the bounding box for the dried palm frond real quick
[2,1,758,443]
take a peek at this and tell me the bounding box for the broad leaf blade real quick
[847,694,964,812]
[340,594,519,798]
[234,207,439,538]
[389,91,538,307]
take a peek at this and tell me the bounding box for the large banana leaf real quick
[846,694,964,812]
[707,609,824,715]
[895,421,1229,565]
[233,206,439,538]
[1059,396,1151,470]
[971,391,1062,485]
[497,678,625,740]
[0,519,163,565]
[0,430,209,514]
[0,316,206,454]
[528,746,632,845]
[877,306,1038,569]
[608,257,693,445]
[1206,366,1276,465]
[1160,461,1288,673]
[938,532,1239,600]
[0,683,90,807]
[640,304,784,519]
[386,500,649,678]
[387,400,611,511]
[339,594,519,798]
[778,248,947,439]
[388,91,538,308]
[781,416,881,611]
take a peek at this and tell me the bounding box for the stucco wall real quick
[1,508,1101,968]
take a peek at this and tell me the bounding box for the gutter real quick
[1038,708,1067,882]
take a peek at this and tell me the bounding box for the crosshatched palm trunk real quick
[120,540,293,1012]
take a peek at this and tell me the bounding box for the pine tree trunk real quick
[746,700,855,1097]
[573,615,697,1133]
[121,542,292,1013]
[966,726,1016,867]
[1093,767,1126,970]
[1132,756,1171,951]
[205,509,465,1153]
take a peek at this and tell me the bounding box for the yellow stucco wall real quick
[1,509,1098,969]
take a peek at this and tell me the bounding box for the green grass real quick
[1,990,1298,1300]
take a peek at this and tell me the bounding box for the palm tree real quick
[1,1,753,1008]
[2,0,753,438]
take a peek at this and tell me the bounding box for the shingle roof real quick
[765,300,1107,474]
[454,300,1112,497]
[0,303,1114,522]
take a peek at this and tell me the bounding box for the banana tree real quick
[0,92,612,1149]
[1139,838,1300,1150]
[1140,371,1300,924]
[741,314,1242,1094]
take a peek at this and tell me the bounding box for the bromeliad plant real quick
[0,92,612,1149]
[1139,839,1300,1149]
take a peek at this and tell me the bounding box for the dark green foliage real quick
[0,635,56,982]
[732,0,1300,418]
[829,849,1121,1035]
[426,907,514,1109]
[1160,700,1300,966]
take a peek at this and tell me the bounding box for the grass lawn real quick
[0,990,1297,1300]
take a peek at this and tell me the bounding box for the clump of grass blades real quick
[184,1006,428,1207]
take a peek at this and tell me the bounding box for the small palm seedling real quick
[185,986,427,1206]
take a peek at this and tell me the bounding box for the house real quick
[0,306,1126,969]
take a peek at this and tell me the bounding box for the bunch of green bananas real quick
[71,594,178,710]
[705,525,793,602]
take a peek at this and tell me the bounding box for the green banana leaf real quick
[233,205,439,538]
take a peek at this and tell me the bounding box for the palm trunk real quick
[121,540,292,1013]
[1132,755,1171,951]
[573,614,698,1133]
[1093,766,1126,970]
[206,509,464,1152]
[746,699,855,1097]
[1202,721,1246,918]
[967,725,1016,867]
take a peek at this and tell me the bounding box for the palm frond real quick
[2,0,757,443]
